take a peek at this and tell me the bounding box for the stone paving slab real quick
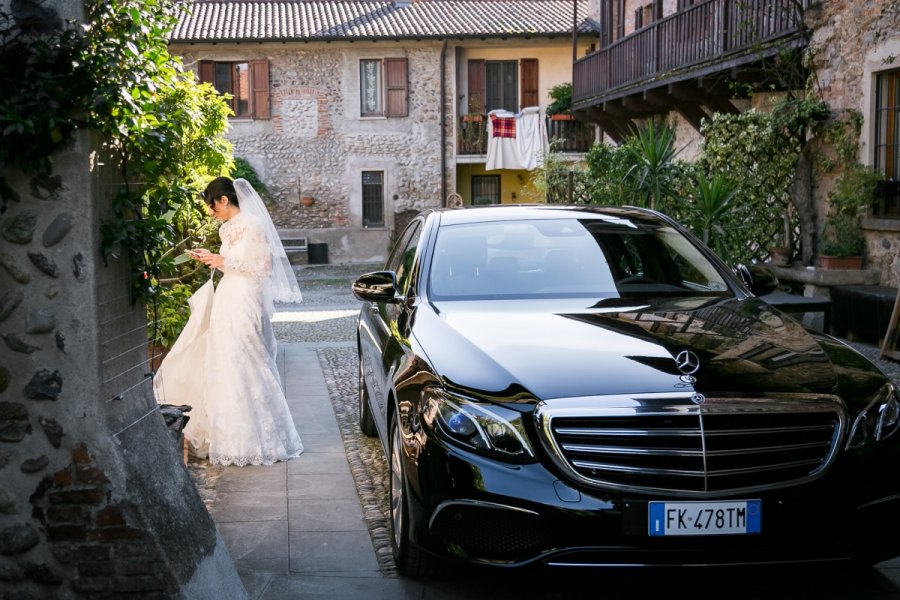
[288,530,380,573]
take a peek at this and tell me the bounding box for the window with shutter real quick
[359,58,409,118]
[520,59,539,109]
[196,59,269,120]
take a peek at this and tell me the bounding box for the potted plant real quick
[546,82,574,120]
[817,163,879,269]
[818,213,865,269]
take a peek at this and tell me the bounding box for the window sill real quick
[359,115,388,120]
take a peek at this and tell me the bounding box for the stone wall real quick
[0,3,244,596]
[177,41,447,264]
[806,0,900,286]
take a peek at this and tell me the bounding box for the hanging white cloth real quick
[486,109,522,170]
[485,107,548,171]
[516,106,549,171]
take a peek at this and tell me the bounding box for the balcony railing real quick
[573,0,806,105]
[457,115,595,156]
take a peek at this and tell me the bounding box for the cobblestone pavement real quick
[187,263,900,593]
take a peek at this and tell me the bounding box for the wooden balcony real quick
[573,0,808,139]
[457,115,595,157]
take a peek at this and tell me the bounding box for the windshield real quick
[427,217,731,300]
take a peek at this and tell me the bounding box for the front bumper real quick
[408,438,900,568]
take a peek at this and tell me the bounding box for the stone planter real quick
[768,246,792,267]
[818,255,864,270]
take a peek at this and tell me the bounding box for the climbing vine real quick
[0,0,234,305]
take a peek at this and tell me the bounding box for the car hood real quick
[415,296,887,406]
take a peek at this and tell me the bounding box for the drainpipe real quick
[440,39,448,207]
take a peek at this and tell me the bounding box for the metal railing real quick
[457,116,595,156]
[574,0,806,105]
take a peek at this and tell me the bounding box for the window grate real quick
[362,171,384,227]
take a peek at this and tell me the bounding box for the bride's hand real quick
[191,248,224,269]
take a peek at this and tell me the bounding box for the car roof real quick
[430,204,662,226]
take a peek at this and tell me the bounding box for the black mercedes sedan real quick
[352,204,900,576]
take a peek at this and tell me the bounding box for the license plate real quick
[648,500,761,536]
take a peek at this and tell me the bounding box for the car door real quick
[359,219,424,429]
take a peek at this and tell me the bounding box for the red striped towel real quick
[491,115,516,138]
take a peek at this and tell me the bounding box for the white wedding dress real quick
[155,210,303,466]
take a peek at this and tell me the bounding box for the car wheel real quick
[389,414,432,577]
[358,353,377,437]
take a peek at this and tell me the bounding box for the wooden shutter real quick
[384,57,408,117]
[250,60,270,120]
[199,60,214,84]
[468,59,485,114]
[520,59,539,109]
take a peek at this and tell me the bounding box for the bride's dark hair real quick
[203,177,240,208]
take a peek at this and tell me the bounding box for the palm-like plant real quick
[692,172,739,261]
[623,121,683,210]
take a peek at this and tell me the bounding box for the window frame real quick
[471,175,501,205]
[359,57,409,118]
[198,59,270,120]
[875,69,899,181]
[362,170,385,228]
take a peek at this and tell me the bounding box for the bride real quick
[154,177,304,466]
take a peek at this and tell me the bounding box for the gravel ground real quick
[187,263,900,577]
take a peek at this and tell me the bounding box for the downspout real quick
[440,39,448,207]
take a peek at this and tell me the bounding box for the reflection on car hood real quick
[416,296,886,405]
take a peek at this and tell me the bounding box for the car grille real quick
[539,395,845,496]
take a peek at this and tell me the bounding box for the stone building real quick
[572,0,900,286]
[169,0,598,264]
[0,0,245,597]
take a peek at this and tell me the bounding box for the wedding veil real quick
[233,178,303,310]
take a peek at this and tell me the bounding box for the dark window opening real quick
[472,175,500,205]
[363,171,385,227]
[874,70,900,218]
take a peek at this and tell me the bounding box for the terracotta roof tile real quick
[171,0,592,42]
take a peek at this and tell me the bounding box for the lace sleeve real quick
[221,217,272,281]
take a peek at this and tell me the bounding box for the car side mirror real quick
[352,271,402,303]
[736,264,779,297]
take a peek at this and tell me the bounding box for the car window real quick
[386,221,422,296]
[428,217,730,300]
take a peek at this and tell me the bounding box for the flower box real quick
[818,255,863,270]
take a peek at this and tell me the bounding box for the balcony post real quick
[722,0,730,52]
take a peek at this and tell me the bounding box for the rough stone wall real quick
[0,2,245,593]
[191,41,446,260]
[806,0,900,285]
[178,42,446,263]
[1,127,243,598]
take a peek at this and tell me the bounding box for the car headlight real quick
[421,388,536,462]
[845,382,900,450]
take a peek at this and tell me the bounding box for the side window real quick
[360,58,409,118]
[386,221,423,295]
[199,60,270,120]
